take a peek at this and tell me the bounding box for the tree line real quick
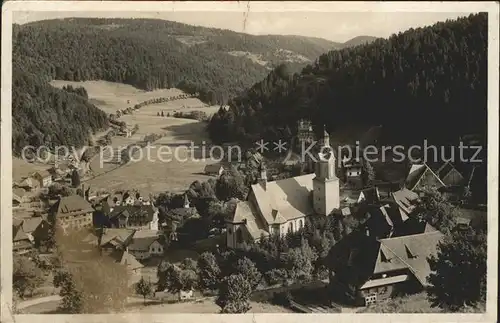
[208,13,487,148]
[13,18,335,106]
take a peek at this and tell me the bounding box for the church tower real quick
[313,126,340,215]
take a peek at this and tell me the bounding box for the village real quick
[12,112,487,313]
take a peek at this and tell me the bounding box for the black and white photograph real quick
[1,1,498,321]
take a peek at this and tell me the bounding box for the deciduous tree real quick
[216,274,252,313]
[135,277,153,304]
[197,252,221,291]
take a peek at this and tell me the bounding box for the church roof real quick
[250,173,315,224]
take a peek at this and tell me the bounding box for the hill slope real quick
[13,18,365,154]
[207,13,487,147]
[14,18,340,102]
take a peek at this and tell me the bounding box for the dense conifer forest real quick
[208,13,487,148]
[13,18,372,154]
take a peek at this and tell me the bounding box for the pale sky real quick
[13,11,472,42]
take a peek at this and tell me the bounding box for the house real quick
[435,162,464,187]
[204,163,224,177]
[342,156,363,177]
[32,170,53,188]
[13,225,33,255]
[108,204,159,230]
[246,150,264,168]
[327,230,445,306]
[404,163,445,192]
[84,228,136,252]
[389,188,420,221]
[226,128,340,248]
[109,248,144,286]
[16,176,40,191]
[50,195,94,230]
[50,161,72,180]
[31,218,52,250]
[357,187,381,204]
[13,187,29,207]
[127,230,164,260]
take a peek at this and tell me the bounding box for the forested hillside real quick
[208,13,487,147]
[13,18,344,103]
[13,18,371,154]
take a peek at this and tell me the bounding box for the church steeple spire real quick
[321,124,330,148]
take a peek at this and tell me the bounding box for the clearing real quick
[47,80,222,195]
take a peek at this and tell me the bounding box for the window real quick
[298,219,304,229]
[288,222,294,233]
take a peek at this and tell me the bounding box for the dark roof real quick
[128,235,161,251]
[53,195,94,217]
[204,163,224,173]
[359,187,380,204]
[405,164,445,190]
[436,162,461,180]
[328,230,445,290]
[109,205,156,222]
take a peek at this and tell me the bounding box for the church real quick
[226,128,341,248]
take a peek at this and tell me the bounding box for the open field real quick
[48,80,222,196]
[126,299,293,313]
[18,296,292,314]
[50,80,218,115]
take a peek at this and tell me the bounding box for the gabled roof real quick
[13,225,30,242]
[404,163,445,191]
[249,173,315,224]
[53,195,94,217]
[109,205,156,222]
[358,187,380,204]
[378,231,445,287]
[128,232,161,252]
[13,188,27,199]
[100,228,136,247]
[33,170,52,178]
[436,162,464,181]
[110,249,144,270]
[391,188,419,215]
[21,217,44,233]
